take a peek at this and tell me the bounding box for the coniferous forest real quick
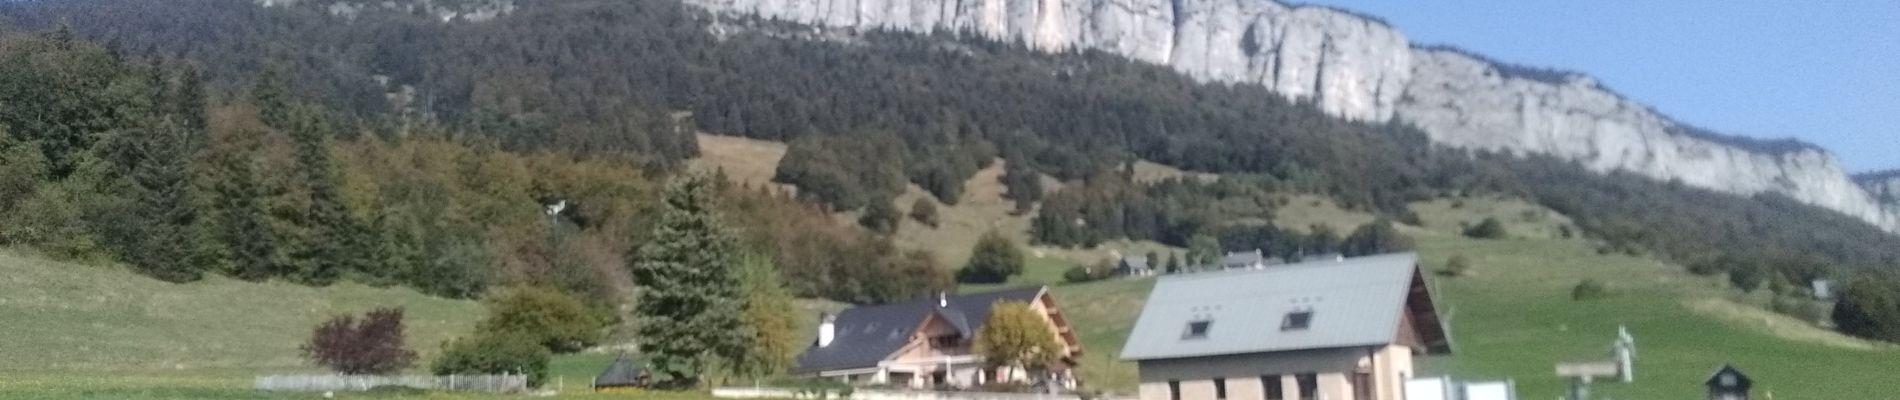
[2,0,1899,340]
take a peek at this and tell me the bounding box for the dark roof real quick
[594,356,646,387]
[1705,365,1753,390]
[794,287,1046,374]
[1222,250,1264,267]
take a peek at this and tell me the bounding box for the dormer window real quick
[1281,310,1313,331]
[1183,320,1212,339]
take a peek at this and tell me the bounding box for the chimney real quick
[938,291,948,308]
[817,313,836,348]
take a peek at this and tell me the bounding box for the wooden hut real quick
[1705,365,1752,400]
[593,355,651,392]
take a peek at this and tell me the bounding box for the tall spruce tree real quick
[283,105,366,285]
[211,126,283,281]
[630,175,748,387]
[125,117,206,282]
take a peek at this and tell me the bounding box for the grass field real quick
[962,196,1900,399]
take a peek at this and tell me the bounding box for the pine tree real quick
[1165,252,1182,274]
[125,117,206,282]
[630,175,748,388]
[211,125,283,281]
[284,105,366,285]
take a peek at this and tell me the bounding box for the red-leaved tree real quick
[302,307,418,375]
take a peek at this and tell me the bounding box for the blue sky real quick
[1296,1,1899,172]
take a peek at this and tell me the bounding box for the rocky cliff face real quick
[1861,172,1900,209]
[685,0,1900,233]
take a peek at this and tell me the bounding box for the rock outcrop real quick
[685,0,1900,233]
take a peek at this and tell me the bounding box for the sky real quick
[1295,1,1900,173]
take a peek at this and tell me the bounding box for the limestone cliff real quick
[684,0,1900,233]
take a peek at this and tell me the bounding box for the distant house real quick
[794,287,1083,389]
[1120,253,1451,400]
[1810,279,1835,301]
[1221,250,1270,270]
[1705,365,1752,400]
[592,355,650,391]
[1120,256,1155,277]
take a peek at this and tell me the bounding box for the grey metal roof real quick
[794,287,1045,373]
[1119,253,1434,361]
[1222,251,1264,267]
[594,355,646,387]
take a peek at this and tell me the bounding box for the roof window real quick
[1281,310,1313,331]
[1183,320,1212,339]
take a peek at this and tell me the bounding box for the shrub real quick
[858,197,901,234]
[909,198,940,228]
[432,332,552,387]
[1063,261,1113,284]
[302,307,418,375]
[1729,262,1766,293]
[477,286,605,353]
[1571,279,1609,301]
[959,231,1024,283]
[1832,273,1900,343]
[1440,255,1472,277]
[1462,217,1508,239]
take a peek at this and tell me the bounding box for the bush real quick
[1571,279,1609,301]
[1771,296,1828,324]
[859,197,901,234]
[1440,255,1472,277]
[1832,273,1900,343]
[1462,217,1508,239]
[477,286,605,353]
[432,332,552,387]
[958,231,1024,283]
[909,198,940,228]
[302,307,418,375]
[1063,261,1113,284]
[1729,262,1766,293]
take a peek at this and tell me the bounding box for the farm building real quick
[1120,253,1451,400]
[793,286,1082,389]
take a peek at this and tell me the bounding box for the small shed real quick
[1705,365,1752,400]
[594,355,651,391]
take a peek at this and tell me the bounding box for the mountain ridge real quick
[680,0,1900,233]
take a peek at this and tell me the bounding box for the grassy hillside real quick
[0,250,795,399]
[980,197,1900,399]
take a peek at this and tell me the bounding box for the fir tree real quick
[284,105,367,285]
[630,175,748,388]
[210,123,283,281]
[125,117,207,282]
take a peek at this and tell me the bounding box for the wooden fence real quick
[254,374,527,393]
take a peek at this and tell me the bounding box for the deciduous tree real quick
[974,301,1064,379]
[302,307,417,375]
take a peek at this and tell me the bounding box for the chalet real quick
[1705,365,1752,400]
[1120,253,1451,400]
[1120,256,1155,276]
[592,355,650,391]
[795,287,1082,389]
[1221,250,1269,270]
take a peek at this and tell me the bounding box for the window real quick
[1214,378,1228,400]
[1281,310,1313,331]
[1295,374,1318,400]
[930,334,961,348]
[1184,320,1212,339]
[1262,375,1284,400]
[1168,380,1182,400]
[1352,372,1373,400]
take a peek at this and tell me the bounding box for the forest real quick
[2,0,1899,339]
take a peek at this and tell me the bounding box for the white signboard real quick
[1463,381,1514,400]
[1403,377,1448,400]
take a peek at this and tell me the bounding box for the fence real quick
[254,374,528,393]
[714,387,1131,400]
